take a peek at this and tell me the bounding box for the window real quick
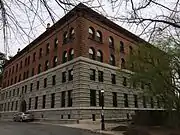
[88,27,95,39]
[46,43,50,54]
[25,58,27,66]
[68,69,73,81]
[150,97,154,108]
[17,88,19,96]
[124,94,128,107]
[51,93,55,108]
[63,31,68,44]
[7,102,10,111]
[11,101,14,111]
[96,30,102,42]
[18,74,21,82]
[133,81,136,89]
[111,74,116,84]
[54,38,58,48]
[157,97,160,108]
[97,50,103,62]
[143,96,147,108]
[35,96,38,109]
[61,91,65,107]
[129,46,133,54]
[69,28,75,39]
[110,55,115,66]
[89,47,95,60]
[12,66,14,74]
[68,114,71,119]
[16,64,18,72]
[123,77,127,86]
[134,95,138,108]
[42,95,46,109]
[30,83,33,92]
[15,101,18,110]
[22,86,24,94]
[20,61,22,69]
[62,51,67,63]
[28,98,31,110]
[98,91,103,106]
[62,71,66,83]
[23,72,26,80]
[53,56,58,67]
[38,64,42,74]
[13,89,15,96]
[44,60,49,71]
[33,52,36,61]
[37,81,39,90]
[28,56,30,65]
[39,48,42,59]
[25,85,27,93]
[31,68,34,76]
[52,75,56,85]
[9,90,11,97]
[68,90,72,107]
[15,76,17,84]
[69,48,74,61]
[90,90,96,106]
[98,71,103,82]
[120,41,124,53]
[121,58,126,69]
[26,70,29,78]
[44,78,47,88]
[141,81,144,89]
[112,92,117,107]
[109,36,114,48]
[90,69,96,81]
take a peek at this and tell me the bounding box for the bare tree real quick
[107,0,180,43]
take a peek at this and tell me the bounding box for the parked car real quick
[13,112,34,122]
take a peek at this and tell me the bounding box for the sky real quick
[0,0,174,58]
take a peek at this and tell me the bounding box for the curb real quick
[32,121,114,135]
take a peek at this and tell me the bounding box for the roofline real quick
[4,3,150,67]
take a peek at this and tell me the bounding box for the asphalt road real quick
[0,121,101,135]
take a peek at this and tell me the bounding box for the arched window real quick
[109,36,114,48]
[38,64,42,74]
[110,55,115,66]
[39,48,43,58]
[44,60,49,71]
[89,47,95,60]
[88,27,95,39]
[129,46,133,54]
[120,41,124,53]
[69,28,75,39]
[97,50,103,62]
[53,56,58,67]
[46,43,50,55]
[69,48,74,61]
[54,38,58,48]
[63,31,68,44]
[121,58,126,69]
[96,30,102,42]
[62,51,68,63]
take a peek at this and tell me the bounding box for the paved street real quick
[0,121,102,135]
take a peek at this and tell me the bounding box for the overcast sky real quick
[0,0,173,57]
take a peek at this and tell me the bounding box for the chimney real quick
[46,23,50,30]
[17,48,20,54]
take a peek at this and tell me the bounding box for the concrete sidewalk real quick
[33,120,125,135]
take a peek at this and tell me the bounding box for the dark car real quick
[13,112,34,122]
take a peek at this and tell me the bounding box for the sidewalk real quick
[33,120,125,135]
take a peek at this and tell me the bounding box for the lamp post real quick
[101,89,105,130]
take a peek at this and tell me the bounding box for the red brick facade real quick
[2,3,145,89]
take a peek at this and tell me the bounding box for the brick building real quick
[0,3,159,121]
